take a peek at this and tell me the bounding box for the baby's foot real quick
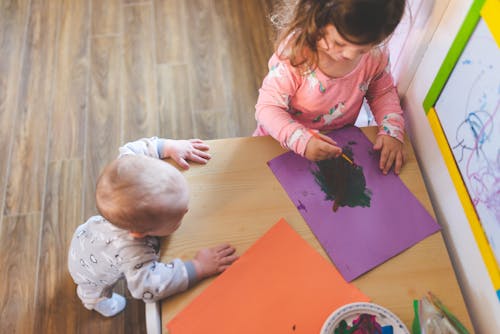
[94,293,126,317]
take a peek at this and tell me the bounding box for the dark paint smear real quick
[312,146,372,211]
[297,200,307,212]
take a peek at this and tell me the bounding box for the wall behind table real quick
[358,0,450,125]
[398,0,500,333]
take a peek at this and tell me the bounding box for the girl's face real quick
[317,24,374,62]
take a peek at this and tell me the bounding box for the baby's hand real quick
[304,133,342,161]
[373,135,405,175]
[192,244,238,280]
[164,139,211,169]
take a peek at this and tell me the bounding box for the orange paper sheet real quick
[167,218,369,333]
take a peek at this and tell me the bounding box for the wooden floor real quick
[0,0,273,332]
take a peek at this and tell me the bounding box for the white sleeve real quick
[118,239,199,303]
[123,258,197,303]
[118,137,167,159]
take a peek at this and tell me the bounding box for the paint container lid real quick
[320,302,410,334]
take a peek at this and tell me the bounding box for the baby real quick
[68,137,238,317]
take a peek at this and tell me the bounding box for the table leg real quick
[145,302,161,334]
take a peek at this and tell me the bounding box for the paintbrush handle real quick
[341,153,354,165]
[308,129,354,165]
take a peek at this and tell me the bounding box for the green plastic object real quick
[411,300,421,334]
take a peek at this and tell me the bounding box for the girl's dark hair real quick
[270,0,406,71]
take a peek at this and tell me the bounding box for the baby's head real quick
[96,155,189,238]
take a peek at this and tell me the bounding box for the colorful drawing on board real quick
[312,145,372,212]
[268,126,440,281]
[435,18,499,229]
[446,78,499,223]
[423,0,500,300]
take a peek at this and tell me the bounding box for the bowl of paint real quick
[320,302,410,334]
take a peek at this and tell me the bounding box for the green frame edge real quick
[422,0,486,113]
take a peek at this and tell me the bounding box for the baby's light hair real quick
[95,155,189,234]
[270,0,406,72]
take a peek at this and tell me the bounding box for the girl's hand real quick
[304,133,342,161]
[164,139,211,169]
[192,244,238,279]
[373,135,405,175]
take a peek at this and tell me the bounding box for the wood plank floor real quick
[0,0,274,332]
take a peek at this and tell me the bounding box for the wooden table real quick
[150,127,473,334]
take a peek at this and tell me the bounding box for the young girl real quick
[254,0,407,174]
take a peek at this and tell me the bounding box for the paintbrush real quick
[308,129,355,165]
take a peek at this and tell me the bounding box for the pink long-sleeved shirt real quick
[254,47,405,156]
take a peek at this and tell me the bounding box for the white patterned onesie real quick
[67,137,197,309]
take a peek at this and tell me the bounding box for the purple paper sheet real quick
[267,126,440,281]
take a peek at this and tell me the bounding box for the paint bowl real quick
[320,302,410,334]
